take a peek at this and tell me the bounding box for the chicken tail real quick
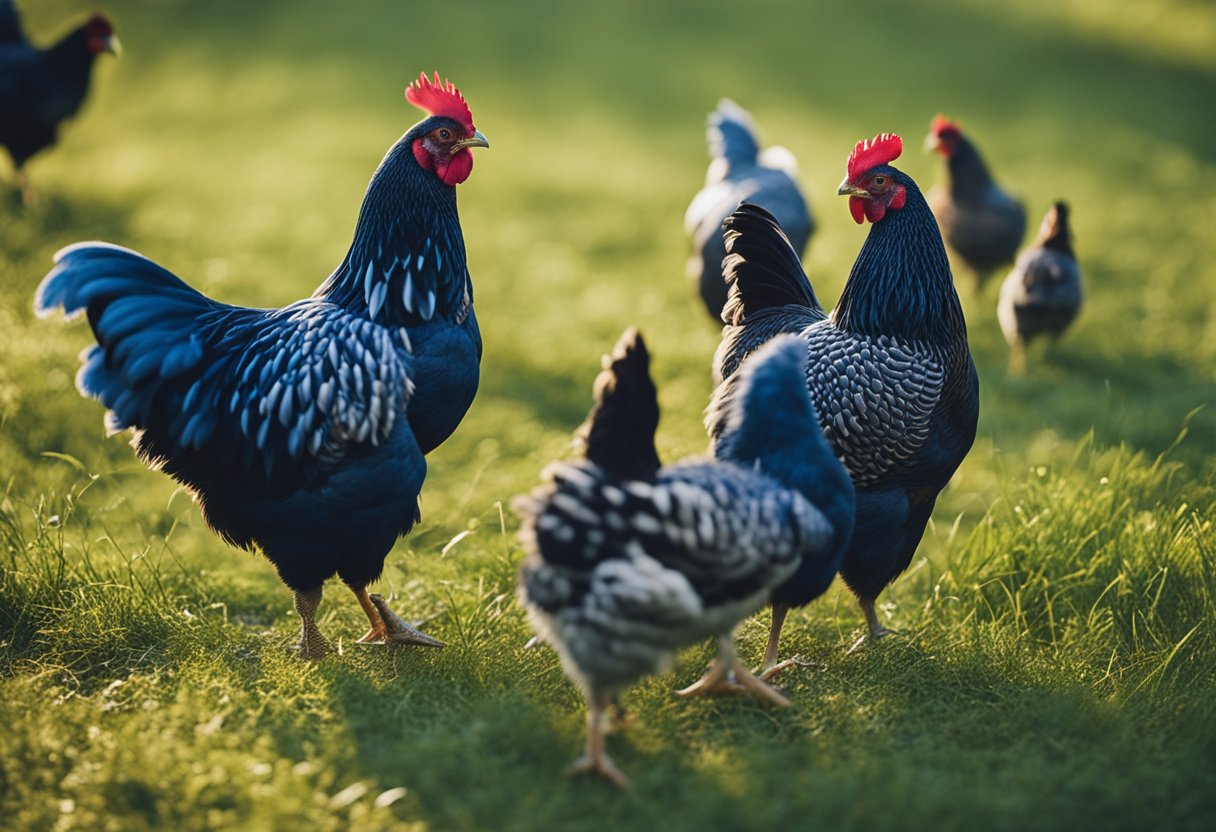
[576,327,661,482]
[35,242,220,433]
[708,99,760,171]
[721,203,824,325]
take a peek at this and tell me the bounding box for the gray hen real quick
[998,201,1082,371]
[685,99,813,319]
[516,329,847,788]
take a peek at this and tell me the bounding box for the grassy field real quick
[2,0,1215,829]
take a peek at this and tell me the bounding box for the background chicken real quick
[711,133,979,662]
[685,99,813,319]
[34,73,489,659]
[926,115,1026,287]
[517,329,847,787]
[998,201,1082,372]
[0,0,119,206]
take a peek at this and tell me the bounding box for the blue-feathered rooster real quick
[685,99,813,319]
[35,73,489,659]
[711,133,979,667]
[516,329,851,788]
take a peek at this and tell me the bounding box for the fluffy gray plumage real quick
[998,201,1082,362]
[516,331,833,701]
[518,459,824,697]
[685,99,813,319]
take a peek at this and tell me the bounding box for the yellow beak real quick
[452,131,490,152]
[837,177,867,198]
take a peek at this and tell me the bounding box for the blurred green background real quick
[1,1,1214,830]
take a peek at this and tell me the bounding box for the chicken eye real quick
[872,175,887,188]
[437,128,453,141]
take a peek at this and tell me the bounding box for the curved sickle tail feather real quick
[721,204,824,326]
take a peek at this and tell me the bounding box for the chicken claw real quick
[364,593,445,648]
[677,657,791,707]
[566,703,631,790]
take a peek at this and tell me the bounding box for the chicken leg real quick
[677,635,792,707]
[566,696,630,789]
[352,587,444,648]
[756,602,808,682]
[847,597,896,654]
[294,587,333,660]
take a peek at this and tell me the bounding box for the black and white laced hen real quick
[712,132,979,664]
[997,201,1082,371]
[0,1,119,205]
[516,329,850,788]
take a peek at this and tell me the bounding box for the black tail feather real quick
[1036,201,1074,256]
[720,203,823,326]
[577,327,662,481]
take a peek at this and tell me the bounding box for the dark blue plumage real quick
[927,118,1026,286]
[35,85,488,657]
[711,152,978,655]
[0,2,118,205]
[685,99,813,319]
[517,330,851,787]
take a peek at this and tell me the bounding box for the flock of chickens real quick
[686,101,1084,369]
[6,3,1084,790]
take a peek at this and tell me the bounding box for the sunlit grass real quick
[2,0,1215,829]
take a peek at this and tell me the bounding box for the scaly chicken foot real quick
[846,598,899,654]
[566,700,631,790]
[758,656,820,682]
[755,602,811,682]
[293,587,333,660]
[352,587,444,648]
[678,636,792,707]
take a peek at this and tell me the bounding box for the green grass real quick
[2,0,1215,829]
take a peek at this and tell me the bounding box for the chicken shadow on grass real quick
[323,650,824,829]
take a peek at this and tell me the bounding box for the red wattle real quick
[439,150,474,186]
[849,196,866,224]
[864,200,886,223]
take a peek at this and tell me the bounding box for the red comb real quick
[930,114,960,137]
[846,133,902,183]
[405,72,475,135]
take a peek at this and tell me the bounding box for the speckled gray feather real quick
[517,459,823,693]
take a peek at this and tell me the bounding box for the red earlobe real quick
[412,140,433,172]
[890,185,906,210]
